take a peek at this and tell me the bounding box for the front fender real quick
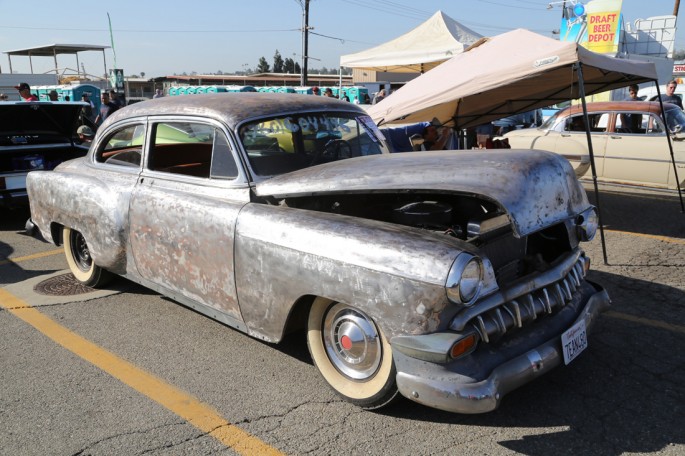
[234,204,478,342]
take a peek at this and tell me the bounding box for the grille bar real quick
[467,257,587,343]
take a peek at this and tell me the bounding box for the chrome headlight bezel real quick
[446,253,483,306]
[576,207,598,242]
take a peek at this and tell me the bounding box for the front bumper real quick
[393,281,610,414]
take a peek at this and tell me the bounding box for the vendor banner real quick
[560,0,623,55]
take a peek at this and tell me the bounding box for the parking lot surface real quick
[1,183,683,455]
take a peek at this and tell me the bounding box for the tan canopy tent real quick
[367,29,685,263]
[368,28,658,128]
[340,11,482,73]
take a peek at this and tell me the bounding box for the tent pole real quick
[654,82,685,212]
[576,62,609,264]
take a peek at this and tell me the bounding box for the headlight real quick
[446,253,483,305]
[576,208,598,241]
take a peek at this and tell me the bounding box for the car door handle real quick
[609,136,622,139]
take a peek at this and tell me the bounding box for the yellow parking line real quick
[0,288,284,456]
[605,229,685,245]
[605,310,685,335]
[0,248,63,266]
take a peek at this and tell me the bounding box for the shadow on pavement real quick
[378,270,684,455]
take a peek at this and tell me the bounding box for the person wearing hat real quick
[15,82,38,101]
[48,90,59,101]
[311,86,320,96]
[77,125,95,144]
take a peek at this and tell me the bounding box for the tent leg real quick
[576,63,609,264]
[654,82,685,213]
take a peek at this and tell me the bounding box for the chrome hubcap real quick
[322,303,382,380]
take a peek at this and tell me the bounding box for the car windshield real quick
[664,105,685,132]
[239,112,385,176]
[540,110,565,130]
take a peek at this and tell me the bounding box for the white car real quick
[504,101,685,190]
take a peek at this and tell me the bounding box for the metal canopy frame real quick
[4,44,110,80]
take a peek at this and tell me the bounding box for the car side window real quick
[563,114,606,132]
[95,124,145,168]
[148,122,238,179]
[616,112,646,134]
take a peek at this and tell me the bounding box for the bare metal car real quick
[504,101,685,191]
[26,93,609,413]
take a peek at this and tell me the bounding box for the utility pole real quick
[674,0,680,16]
[301,0,310,86]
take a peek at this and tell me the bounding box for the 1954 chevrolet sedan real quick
[26,93,610,413]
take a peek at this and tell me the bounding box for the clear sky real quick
[0,0,682,78]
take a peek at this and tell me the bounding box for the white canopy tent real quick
[339,11,482,73]
[367,28,658,128]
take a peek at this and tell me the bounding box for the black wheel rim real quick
[69,230,92,272]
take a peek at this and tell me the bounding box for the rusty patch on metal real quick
[33,273,95,296]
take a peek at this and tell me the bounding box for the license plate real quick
[561,319,588,365]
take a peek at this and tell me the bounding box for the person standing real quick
[153,89,164,98]
[625,84,640,101]
[658,80,683,109]
[372,89,386,104]
[94,92,119,125]
[14,82,38,101]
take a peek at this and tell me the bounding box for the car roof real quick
[102,93,366,130]
[559,101,676,116]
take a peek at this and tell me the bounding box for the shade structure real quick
[340,11,482,73]
[368,28,658,128]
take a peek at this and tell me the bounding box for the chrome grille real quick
[449,251,588,343]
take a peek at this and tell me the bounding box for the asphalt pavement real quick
[1,182,683,455]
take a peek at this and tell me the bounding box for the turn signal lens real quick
[450,334,477,359]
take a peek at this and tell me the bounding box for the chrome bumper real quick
[394,283,610,414]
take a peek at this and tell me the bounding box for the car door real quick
[128,118,250,324]
[552,112,609,178]
[602,111,671,188]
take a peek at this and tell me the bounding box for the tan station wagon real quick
[504,101,685,191]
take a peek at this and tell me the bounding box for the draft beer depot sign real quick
[560,0,623,54]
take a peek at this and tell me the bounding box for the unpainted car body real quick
[27,93,609,413]
[504,101,685,191]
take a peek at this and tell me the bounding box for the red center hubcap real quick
[340,335,352,350]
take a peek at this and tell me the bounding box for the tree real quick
[673,49,685,60]
[294,62,301,74]
[256,56,271,73]
[273,50,284,73]
[140,72,146,78]
[284,57,295,73]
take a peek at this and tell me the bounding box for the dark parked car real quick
[0,101,89,208]
[26,93,609,413]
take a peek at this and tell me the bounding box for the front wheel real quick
[307,297,398,409]
[62,227,112,287]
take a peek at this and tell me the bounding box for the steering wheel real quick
[310,139,352,165]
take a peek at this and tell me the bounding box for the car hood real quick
[255,150,590,237]
[0,102,85,141]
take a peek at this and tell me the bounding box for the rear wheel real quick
[307,297,398,409]
[62,227,112,287]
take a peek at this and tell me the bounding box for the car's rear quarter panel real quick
[27,160,135,274]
